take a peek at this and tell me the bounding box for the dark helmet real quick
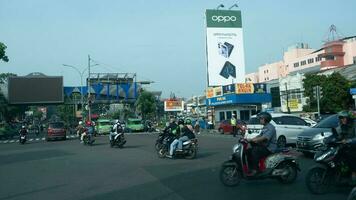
[338,111,350,119]
[178,118,185,125]
[257,112,272,123]
[185,118,192,125]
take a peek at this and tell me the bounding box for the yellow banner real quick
[288,99,299,109]
[206,87,214,98]
[214,86,222,96]
[236,83,254,94]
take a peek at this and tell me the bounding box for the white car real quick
[301,117,317,127]
[245,113,311,147]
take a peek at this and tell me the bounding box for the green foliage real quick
[0,73,16,84]
[303,73,353,113]
[56,105,75,125]
[0,42,9,62]
[135,91,157,120]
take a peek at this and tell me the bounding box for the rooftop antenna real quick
[229,3,239,10]
[325,24,342,42]
[216,4,224,10]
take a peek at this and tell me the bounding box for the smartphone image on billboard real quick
[218,42,234,58]
[219,61,236,79]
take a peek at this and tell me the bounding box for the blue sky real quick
[1,0,356,97]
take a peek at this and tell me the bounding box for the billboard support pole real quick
[88,55,91,122]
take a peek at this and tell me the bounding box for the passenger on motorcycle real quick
[337,111,356,182]
[76,121,85,137]
[110,120,124,141]
[81,121,94,143]
[168,118,196,158]
[246,112,277,175]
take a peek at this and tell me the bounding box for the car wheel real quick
[277,136,287,148]
[218,128,224,135]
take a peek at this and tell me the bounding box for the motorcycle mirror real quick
[321,132,324,137]
[248,130,252,134]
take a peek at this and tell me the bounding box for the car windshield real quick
[49,122,64,129]
[99,121,111,126]
[129,120,142,125]
[314,114,339,128]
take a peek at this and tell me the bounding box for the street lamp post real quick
[62,64,86,114]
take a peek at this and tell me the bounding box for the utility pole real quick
[313,86,323,118]
[285,82,291,114]
[88,55,91,122]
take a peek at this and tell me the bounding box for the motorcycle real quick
[19,134,26,144]
[157,135,198,159]
[305,128,355,194]
[83,133,95,146]
[348,187,356,200]
[110,132,126,148]
[155,130,171,151]
[219,138,299,187]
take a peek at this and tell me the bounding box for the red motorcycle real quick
[220,138,299,186]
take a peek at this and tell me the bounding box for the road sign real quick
[288,99,299,109]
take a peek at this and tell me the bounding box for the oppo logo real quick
[212,15,237,23]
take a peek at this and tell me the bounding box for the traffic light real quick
[319,86,323,99]
[313,87,318,99]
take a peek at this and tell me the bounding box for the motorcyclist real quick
[167,118,196,158]
[81,121,94,143]
[19,125,27,136]
[110,120,125,141]
[247,112,277,175]
[336,111,356,182]
[168,118,180,136]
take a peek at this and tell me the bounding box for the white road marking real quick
[10,140,15,143]
[29,139,34,141]
[42,138,45,140]
[36,138,40,141]
[3,140,9,143]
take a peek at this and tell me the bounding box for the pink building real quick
[246,36,356,83]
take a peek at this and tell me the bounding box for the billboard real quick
[206,9,245,86]
[8,76,64,104]
[164,100,184,112]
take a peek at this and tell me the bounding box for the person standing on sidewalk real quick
[231,113,237,137]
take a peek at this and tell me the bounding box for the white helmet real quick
[114,119,120,124]
[79,121,83,125]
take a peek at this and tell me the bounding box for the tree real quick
[0,73,20,121]
[0,42,9,62]
[56,105,76,126]
[303,73,352,113]
[135,90,157,120]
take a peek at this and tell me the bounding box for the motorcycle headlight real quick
[232,144,241,153]
[313,132,332,140]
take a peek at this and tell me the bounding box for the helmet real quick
[86,121,92,126]
[185,118,192,125]
[178,118,185,125]
[114,119,119,124]
[79,121,83,125]
[22,125,26,129]
[338,111,350,119]
[257,112,272,123]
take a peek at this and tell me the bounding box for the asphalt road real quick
[0,133,350,200]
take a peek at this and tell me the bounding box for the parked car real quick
[245,113,310,147]
[296,114,339,157]
[218,120,246,135]
[46,122,66,141]
[95,119,112,135]
[302,117,317,127]
[126,118,144,132]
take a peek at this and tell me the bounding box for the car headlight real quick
[313,132,332,140]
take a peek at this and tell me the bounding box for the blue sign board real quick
[350,88,356,95]
[206,93,272,106]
